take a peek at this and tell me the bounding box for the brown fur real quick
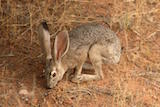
[38,22,121,88]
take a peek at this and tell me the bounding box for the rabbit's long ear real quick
[38,21,52,59]
[54,30,69,61]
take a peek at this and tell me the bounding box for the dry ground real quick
[0,0,160,107]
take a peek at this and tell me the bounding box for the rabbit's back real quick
[69,23,119,49]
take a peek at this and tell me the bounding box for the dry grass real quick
[0,0,160,107]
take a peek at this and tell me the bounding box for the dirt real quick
[0,0,160,107]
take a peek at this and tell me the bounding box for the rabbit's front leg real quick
[71,62,84,83]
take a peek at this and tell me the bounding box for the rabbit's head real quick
[38,22,69,88]
[46,31,69,88]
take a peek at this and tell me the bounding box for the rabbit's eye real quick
[52,72,56,77]
[50,71,56,78]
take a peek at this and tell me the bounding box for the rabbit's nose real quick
[46,81,57,89]
[46,84,54,89]
[46,82,54,89]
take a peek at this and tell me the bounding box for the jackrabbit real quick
[38,21,121,88]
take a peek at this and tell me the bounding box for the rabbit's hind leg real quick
[88,44,104,80]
